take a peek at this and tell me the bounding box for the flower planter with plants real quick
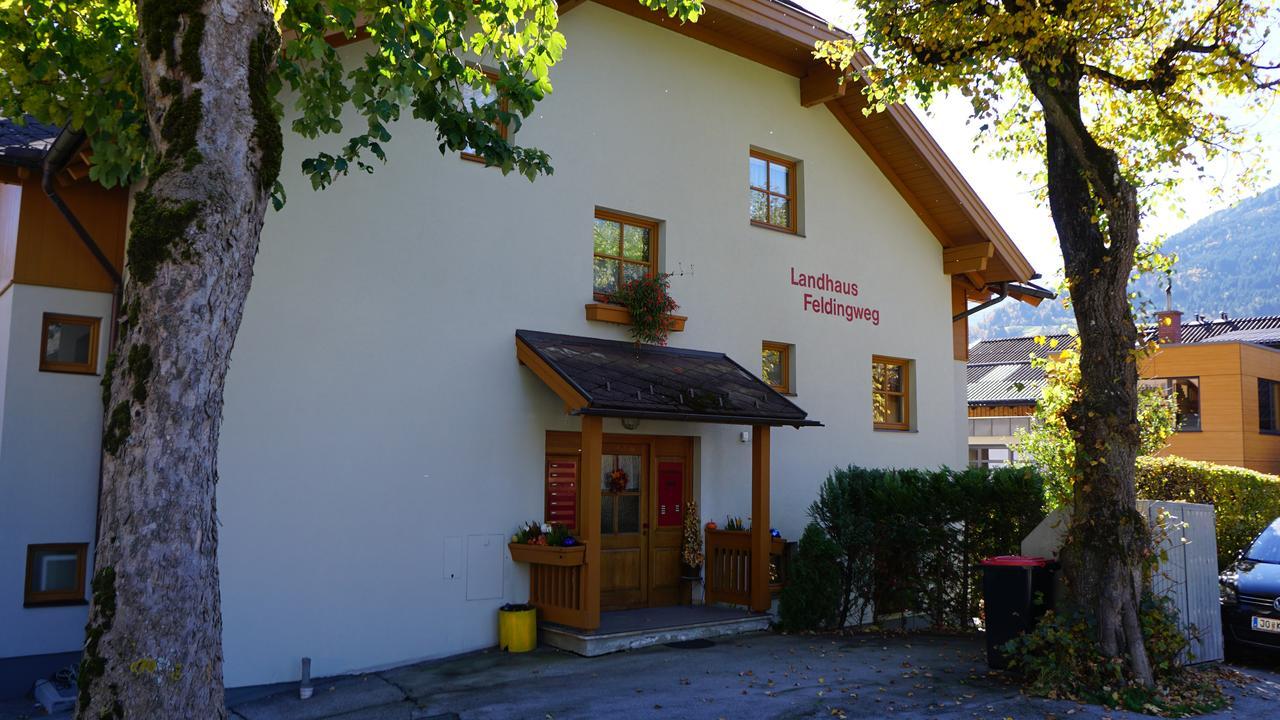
[508,521,585,567]
[589,273,685,344]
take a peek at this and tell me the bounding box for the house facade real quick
[967,311,1280,474]
[0,129,127,695]
[1,0,1041,694]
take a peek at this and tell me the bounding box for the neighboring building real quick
[0,119,128,694]
[1,0,1046,694]
[967,311,1280,474]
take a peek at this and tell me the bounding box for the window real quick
[1140,377,1201,431]
[872,356,911,430]
[1261,379,1280,434]
[460,70,508,163]
[24,543,88,607]
[969,446,1013,469]
[592,210,658,299]
[600,453,642,535]
[40,314,100,374]
[749,149,797,233]
[761,341,793,394]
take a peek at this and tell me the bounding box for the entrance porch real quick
[539,605,770,656]
[515,330,821,632]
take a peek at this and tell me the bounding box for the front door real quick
[548,431,693,611]
[600,442,647,609]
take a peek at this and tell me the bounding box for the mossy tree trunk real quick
[77,1,280,717]
[1024,62,1155,687]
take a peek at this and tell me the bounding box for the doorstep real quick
[539,605,771,657]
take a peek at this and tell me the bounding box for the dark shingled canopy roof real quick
[517,329,820,427]
[0,116,59,167]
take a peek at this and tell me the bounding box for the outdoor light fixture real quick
[622,417,641,430]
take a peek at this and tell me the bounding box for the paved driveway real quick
[222,632,1280,720]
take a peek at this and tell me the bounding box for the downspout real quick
[41,126,123,544]
[953,282,1008,322]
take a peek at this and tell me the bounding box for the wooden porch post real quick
[750,424,771,612]
[580,414,603,629]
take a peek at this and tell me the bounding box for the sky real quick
[796,0,1280,281]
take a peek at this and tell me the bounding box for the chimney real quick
[1155,280,1182,344]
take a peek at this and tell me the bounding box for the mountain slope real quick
[973,183,1280,339]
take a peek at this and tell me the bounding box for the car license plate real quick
[1252,616,1280,633]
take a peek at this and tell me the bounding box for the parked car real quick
[1220,517,1280,655]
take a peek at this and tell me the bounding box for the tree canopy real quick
[0,0,702,197]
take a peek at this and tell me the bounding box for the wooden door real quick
[600,442,647,609]
[648,436,692,607]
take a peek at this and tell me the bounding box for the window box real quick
[508,542,586,567]
[584,303,687,332]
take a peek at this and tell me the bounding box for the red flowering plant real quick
[611,273,680,346]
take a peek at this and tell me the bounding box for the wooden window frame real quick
[24,543,89,607]
[749,149,798,234]
[761,341,793,395]
[460,69,510,164]
[39,313,100,375]
[872,355,912,431]
[592,209,660,303]
[1260,379,1280,435]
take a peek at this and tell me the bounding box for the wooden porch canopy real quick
[516,329,820,629]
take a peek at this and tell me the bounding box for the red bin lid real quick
[980,555,1048,567]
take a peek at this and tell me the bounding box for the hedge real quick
[1136,455,1280,568]
[780,465,1046,631]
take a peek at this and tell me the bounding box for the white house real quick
[0,0,1043,695]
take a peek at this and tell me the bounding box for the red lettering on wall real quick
[794,267,880,326]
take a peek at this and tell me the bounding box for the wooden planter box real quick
[584,303,687,332]
[508,543,586,567]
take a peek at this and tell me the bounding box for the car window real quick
[1245,518,1280,563]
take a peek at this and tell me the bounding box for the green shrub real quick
[777,523,843,631]
[1003,596,1224,714]
[1136,456,1280,567]
[805,465,1046,628]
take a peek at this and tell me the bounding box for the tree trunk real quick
[1025,65,1155,687]
[77,2,279,717]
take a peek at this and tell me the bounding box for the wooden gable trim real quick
[800,63,849,107]
[589,0,808,76]
[825,101,988,288]
[942,242,994,275]
[516,336,590,413]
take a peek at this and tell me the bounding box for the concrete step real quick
[539,611,771,657]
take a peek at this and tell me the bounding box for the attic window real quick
[749,149,798,233]
[461,70,509,164]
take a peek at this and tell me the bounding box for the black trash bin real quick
[980,555,1055,670]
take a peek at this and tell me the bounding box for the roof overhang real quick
[517,329,822,428]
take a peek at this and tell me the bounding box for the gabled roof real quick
[516,329,821,427]
[0,116,59,168]
[583,0,1037,291]
[968,314,1280,406]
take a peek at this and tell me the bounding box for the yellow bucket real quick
[498,605,537,653]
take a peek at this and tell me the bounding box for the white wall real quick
[0,283,110,659]
[216,4,968,686]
